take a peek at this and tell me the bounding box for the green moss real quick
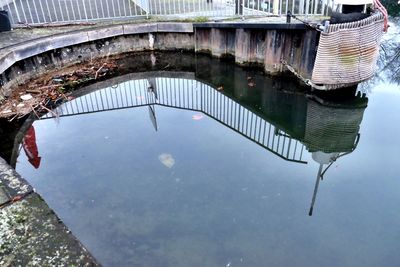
[14,213,27,223]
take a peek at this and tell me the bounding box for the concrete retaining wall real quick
[0,22,320,99]
[194,23,319,78]
[0,23,194,98]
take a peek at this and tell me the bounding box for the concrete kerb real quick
[0,157,32,204]
[0,22,195,76]
[0,157,100,266]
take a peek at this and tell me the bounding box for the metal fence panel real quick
[0,0,329,25]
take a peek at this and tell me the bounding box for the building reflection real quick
[9,69,368,215]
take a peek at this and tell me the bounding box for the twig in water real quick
[8,114,18,122]
[25,89,42,94]
[30,103,40,119]
[95,63,107,80]
[39,103,59,118]
[38,84,60,90]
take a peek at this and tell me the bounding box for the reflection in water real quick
[305,101,364,216]
[41,75,309,163]
[25,73,367,215]
[22,126,41,169]
[11,67,384,267]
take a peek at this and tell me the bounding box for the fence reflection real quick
[42,76,307,163]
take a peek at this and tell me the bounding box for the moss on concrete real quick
[0,158,99,266]
[0,193,99,266]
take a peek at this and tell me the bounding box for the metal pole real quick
[309,163,323,216]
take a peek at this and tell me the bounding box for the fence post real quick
[299,0,304,14]
[273,0,279,15]
[235,0,243,15]
[305,0,309,19]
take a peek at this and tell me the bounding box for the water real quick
[7,24,400,266]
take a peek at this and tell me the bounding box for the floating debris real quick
[52,78,64,83]
[20,94,33,101]
[248,82,256,87]
[0,109,12,115]
[0,60,118,120]
[158,153,175,168]
[217,85,224,91]
[192,114,204,120]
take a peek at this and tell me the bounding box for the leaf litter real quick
[0,59,118,121]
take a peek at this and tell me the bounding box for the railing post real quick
[273,0,279,15]
[299,0,304,14]
[305,0,309,19]
[235,0,243,15]
[146,0,150,19]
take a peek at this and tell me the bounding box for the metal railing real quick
[0,0,332,26]
[41,76,307,163]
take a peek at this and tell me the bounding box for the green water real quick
[7,49,400,267]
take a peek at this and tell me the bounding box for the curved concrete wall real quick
[0,22,320,99]
[0,23,195,98]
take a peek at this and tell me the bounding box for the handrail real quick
[373,0,388,32]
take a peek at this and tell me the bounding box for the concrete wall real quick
[194,25,319,78]
[0,22,320,99]
[0,23,194,98]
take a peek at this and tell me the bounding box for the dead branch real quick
[95,63,107,80]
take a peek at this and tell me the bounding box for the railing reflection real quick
[16,73,368,216]
[41,76,307,163]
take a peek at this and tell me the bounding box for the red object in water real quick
[22,126,41,169]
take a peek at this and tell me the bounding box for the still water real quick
[12,44,400,266]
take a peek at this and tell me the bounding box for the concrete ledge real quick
[0,22,195,75]
[157,23,194,33]
[0,157,99,266]
[0,31,90,75]
[123,23,158,35]
[0,157,32,204]
[193,22,307,30]
[87,25,124,41]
